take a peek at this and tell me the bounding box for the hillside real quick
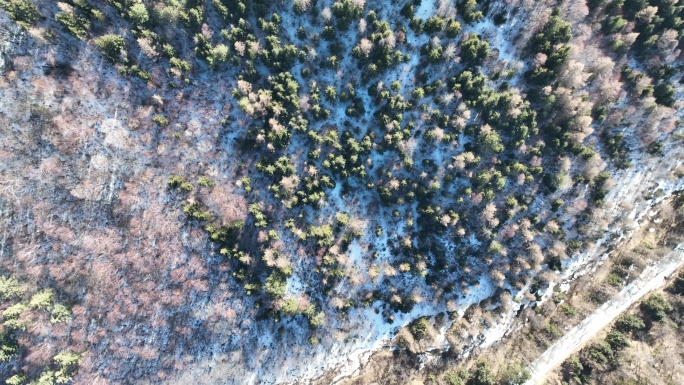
[0,0,683,384]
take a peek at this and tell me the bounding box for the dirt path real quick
[524,244,684,385]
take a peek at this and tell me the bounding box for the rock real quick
[0,14,28,73]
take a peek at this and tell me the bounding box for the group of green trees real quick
[185,1,602,319]
[0,0,632,336]
[591,0,684,106]
[0,0,40,27]
[0,276,82,385]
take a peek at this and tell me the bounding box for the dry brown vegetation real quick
[546,271,684,384]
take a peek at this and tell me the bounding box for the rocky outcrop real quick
[0,14,27,72]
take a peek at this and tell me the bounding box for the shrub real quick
[423,16,444,34]
[671,273,684,295]
[168,175,185,188]
[604,329,630,350]
[640,293,672,321]
[545,322,562,338]
[561,356,584,383]
[468,360,495,385]
[581,341,614,369]
[558,302,576,317]
[614,313,645,332]
[0,0,40,25]
[0,276,22,300]
[119,64,151,82]
[128,2,149,26]
[94,34,126,62]
[29,289,54,309]
[444,370,467,385]
[153,114,169,127]
[607,273,622,287]
[408,316,430,339]
[180,182,193,193]
[497,361,531,385]
[198,176,215,187]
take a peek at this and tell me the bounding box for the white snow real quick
[415,0,438,20]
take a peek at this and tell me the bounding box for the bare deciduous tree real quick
[636,6,659,23]
[322,7,332,22]
[358,19,367,33]
[357,38,373,57]
[443,44,457,61]
[582,154,607,180]
[234,41,246,57]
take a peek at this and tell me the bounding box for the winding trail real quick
[524,244,684,385]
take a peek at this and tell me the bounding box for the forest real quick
[0,0,683,384]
